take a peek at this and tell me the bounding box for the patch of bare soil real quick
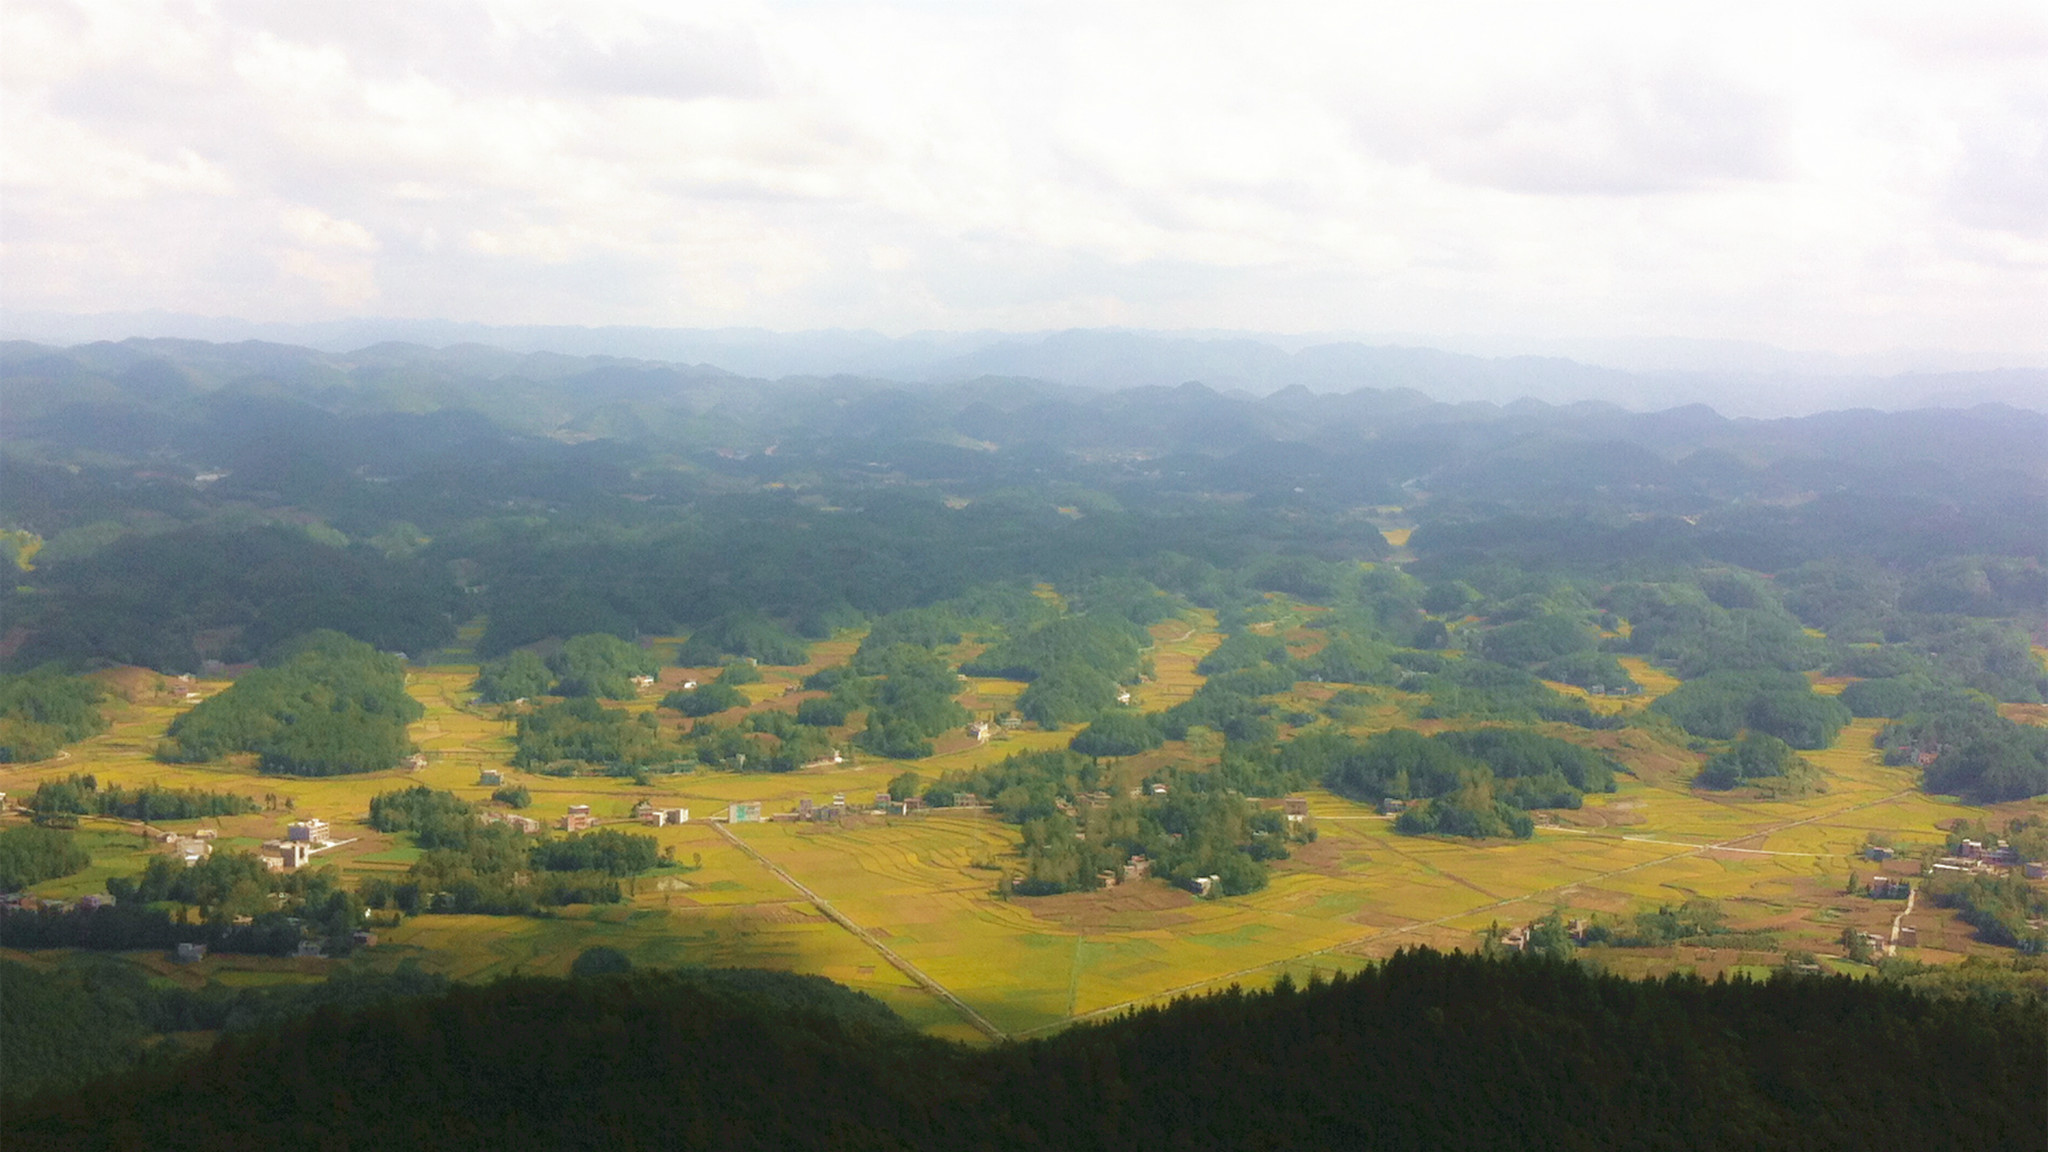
[1013,881,1200,933]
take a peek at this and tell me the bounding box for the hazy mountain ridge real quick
[3,314,2041,417]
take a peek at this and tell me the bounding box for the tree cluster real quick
[12,948,2042,1150]
[0,672,106,763]
[156,631,421,775]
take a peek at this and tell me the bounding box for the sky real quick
[2,0,2045,362]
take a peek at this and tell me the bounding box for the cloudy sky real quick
[3,0,2044,359]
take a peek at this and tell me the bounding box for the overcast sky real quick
[3,0,2044,360]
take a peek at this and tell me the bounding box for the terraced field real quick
[5,635,2044,1044]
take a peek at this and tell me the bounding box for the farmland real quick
[6,615,2044,1046]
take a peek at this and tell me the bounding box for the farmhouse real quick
[483,811,541,834]
[175,942,207,963]
[1378,798,1407,816]
[479,769,503,786]
[560,804,598,832]
[1122,855,1152,881]
[1868,877,1911,900]
[263,839,313,870]
[1282,797,1309,823]
[727,801,763,824]
[287,819,330,843]
[641,807,688,827]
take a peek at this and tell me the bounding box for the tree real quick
[474,650,551,703]
[1069,710,1164,758]
[550,634,659,699]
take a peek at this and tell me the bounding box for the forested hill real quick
[3,337,2042,673]
[10,949,2041,1151]
[4,337,2041,533]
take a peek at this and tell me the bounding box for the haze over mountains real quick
[3,312,2040,418]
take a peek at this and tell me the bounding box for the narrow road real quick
[1888,883,1916,956]
[1018,787,1918,1037]
[711,821,1007,1042]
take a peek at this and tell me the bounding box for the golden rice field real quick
[4,637,2045,1043]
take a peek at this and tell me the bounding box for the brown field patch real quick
[1014,883,1202,933]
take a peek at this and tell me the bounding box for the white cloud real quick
[0,0,2042,357]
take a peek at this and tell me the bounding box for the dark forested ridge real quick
[9,949,2041,1151]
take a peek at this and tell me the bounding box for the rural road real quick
[711,821,1008,1041]
[1888,883,1917,955]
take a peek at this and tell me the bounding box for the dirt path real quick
[1888,884,1917,955]
[711,821,1006,1041]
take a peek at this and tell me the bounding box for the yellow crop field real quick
[7,649,2046,1044]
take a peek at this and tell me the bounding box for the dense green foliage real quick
[1877,685,2048,802]
[1068,709,1165,757]
[1412,658,1617,728]
[3,852,366,961]
[6,525,460,672]
[0,958,450,1103]
[660,681,746,717]
[0,826,92,891]
[964,613,1146,727]
[28,774,259,821]
[1290,727,1618,834]
[1697,733,1825,796]
[367,785,478,849]
[854,644,968,758]
[11,948,2041,1150]
[548,633,659,698]
[528,830,661,876]
[1930,874,2048,953]
[472,649,551,703]
[511,698,667,772]
[156,631,421,775]
[675,612,808,666]
[928,750,1298,894]
[362,787,662,912]
[1651,669,1850,748]
[0,672,106,763]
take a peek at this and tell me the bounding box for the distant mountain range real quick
[1,310,2041,417]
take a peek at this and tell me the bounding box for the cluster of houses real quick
[1581,684,1641,696]
[1931,838,2044,880]
[482,810,542,834]
[257,818,349,872]
[154,827,217,865]
[634,800,689,826]
[1092,854,1156,889]
[1495,918,1592,952]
